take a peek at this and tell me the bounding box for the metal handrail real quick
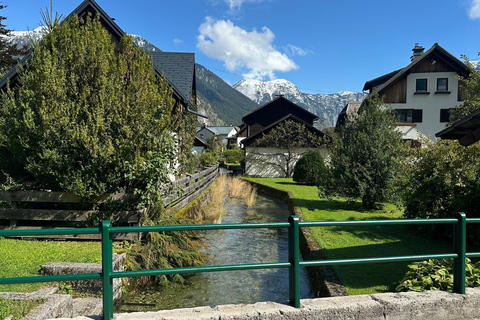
[0,212,476,320]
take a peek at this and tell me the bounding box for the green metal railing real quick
[0,212,478,320]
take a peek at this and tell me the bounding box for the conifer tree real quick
[0,14,177,200]
[329,96,406,209]
[0,3,28,74]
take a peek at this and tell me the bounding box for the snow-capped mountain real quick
[234,79,367,128]
[11,27,47,49]
[11,27,162,52]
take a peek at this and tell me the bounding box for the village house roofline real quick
[362,68,403,92]
[436,108,480,146]
[0,0,195,106]
[242,113,330,147]
[241,96,319,123]
[364,43,470,96]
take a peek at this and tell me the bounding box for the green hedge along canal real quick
[118,192,313,312]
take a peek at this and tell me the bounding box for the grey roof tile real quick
[150,51,195,104]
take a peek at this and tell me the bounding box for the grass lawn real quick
[0,238,101,293]
[0,298,45,320]
[245,177,455,295]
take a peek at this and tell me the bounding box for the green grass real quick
[245,178,456,295]
[0,238,101,293]
[0,298,45,320]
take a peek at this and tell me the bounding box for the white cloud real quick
[197,17,298,80]
[285,44,312,57]
[173,38,183,45]
[224,0,265,11]
[468,0,480,19]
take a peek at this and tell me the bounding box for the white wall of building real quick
[245,147,329,178]
[388,71,462,140]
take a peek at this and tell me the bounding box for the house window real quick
[416,79,428,93]
[396,109,423,123]
[396,109,413,123]
[200,134,204,139]
[436,78,449,92]
[440,108,452,123]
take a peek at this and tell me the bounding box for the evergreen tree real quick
[0,14,177,200]
[329,96,405,209]
[0,3,28,75]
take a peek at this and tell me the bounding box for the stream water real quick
[117,192,313,312]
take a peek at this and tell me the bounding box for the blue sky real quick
[4,0,480,94]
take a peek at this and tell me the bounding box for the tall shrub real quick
[329,96,405,209]
[0,14,176,201]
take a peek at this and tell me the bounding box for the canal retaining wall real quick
[245,180,347,297]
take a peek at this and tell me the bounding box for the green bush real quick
[396,258,480,292]
[402,140,480,243]
[293,150,327,186]
[199,151,218,168]
[224,150,245,164]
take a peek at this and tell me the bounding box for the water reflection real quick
[118,193,313,312]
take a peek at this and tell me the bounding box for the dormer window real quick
[415,79,428,93]
[436,78,450,93]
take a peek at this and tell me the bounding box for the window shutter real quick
[440,109,450,123]
[412,109,423,123]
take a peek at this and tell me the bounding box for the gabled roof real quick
[242,96,319,123]
[365,43,470,96]
[0,0,194,105]
[436,108,480,146]
[362,68,402,92]
[150,52,195,104]
[242,113,329,147]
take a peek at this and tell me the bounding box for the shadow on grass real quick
[313,239,453,292]
[291,198,374,213]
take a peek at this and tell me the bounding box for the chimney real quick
[411,43,425,62]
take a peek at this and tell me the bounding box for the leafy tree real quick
[293,150,327,186]
[402,140,480,243]
[248,119,327,178]
[0,3,29,75]
[0,14,177,203]
[450,55,480,121]
[206,135,225,154]
[328,96,405,209]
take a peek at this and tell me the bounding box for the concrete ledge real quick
[65,289,479,320]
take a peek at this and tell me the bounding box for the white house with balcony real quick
[362,43,470,143]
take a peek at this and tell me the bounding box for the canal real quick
[118,192,313,312]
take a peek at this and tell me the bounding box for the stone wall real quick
[41,253,125,302]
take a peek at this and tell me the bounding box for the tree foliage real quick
[0,4,29,75]
[0,14,177,201]
[249,119,328,177]
[402,140,480,242]
[328,96,405,209]
[450,55,480,121]
[293,150,327,186]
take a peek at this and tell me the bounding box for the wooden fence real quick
[0,164,219,240]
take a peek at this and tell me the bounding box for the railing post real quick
[453,212,466,294]
[102,221,114,320]
[288,215,301,308]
